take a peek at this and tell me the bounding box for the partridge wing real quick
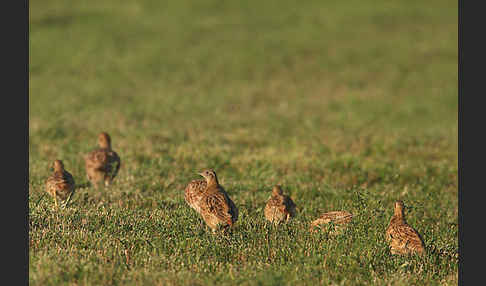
[391,223,424,247]
[219,186,238,222]
[202,191,233,226]
[107,150,121,178]
[282,195,296,215]
[85,149,109,170]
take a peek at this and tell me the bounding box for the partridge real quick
[84,132,121,188]
[197,169,238,231]
[309,210,353,233]
[45,160,75,208]
[264,185,296,224]
[385,200,425,255]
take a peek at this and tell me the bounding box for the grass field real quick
[29,0,458,285]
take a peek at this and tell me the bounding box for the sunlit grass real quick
[29,0,457,284]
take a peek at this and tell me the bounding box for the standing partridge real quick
[45,160,75,208]
[84,132,121,189]
[264,185,296,224]
[385,200,425,255]
[197,169,238,232]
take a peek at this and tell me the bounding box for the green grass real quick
[29,0,458,285]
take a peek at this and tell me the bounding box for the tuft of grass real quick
[30,0,457,285]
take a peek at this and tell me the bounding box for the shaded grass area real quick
[30,0,457,285]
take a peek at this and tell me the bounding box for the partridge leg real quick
[63,191,74,208]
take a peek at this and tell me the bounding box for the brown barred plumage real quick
[264,185,297,224]
[45,160,75,208]
[84,132,121,189]
[385,201,425,255]
[184,179,207,213]
[195,169,238,231]
[309,210,353,233]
